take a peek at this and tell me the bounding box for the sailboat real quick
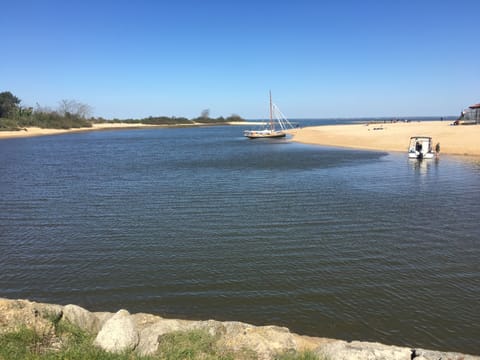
[244,92,295,139]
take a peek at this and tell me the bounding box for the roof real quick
[469,103,480,109]
[410,136,432,140]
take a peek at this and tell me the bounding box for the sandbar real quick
[290,121,480,156]
[0,121,257,140]
[0,123,181,140]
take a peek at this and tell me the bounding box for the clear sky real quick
[2,0,479,119]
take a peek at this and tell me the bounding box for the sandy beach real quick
[291,121,480,156]
[0,121,259,140]
[0,122,181,140]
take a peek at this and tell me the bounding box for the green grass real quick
[156,330,234,360]
[0,322,323,360]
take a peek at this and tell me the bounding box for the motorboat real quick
[408,136,435,159]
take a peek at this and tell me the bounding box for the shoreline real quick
[0,123,169,140]
[2,120,479,157]
[1,297,478,359]
[0,121,255,140]
[289,121,480,156]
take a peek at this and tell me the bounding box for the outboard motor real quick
[415,141,423,160]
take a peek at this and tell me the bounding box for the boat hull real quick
[408,151,435,159]
[244,130,286,139]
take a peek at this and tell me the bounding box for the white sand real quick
[0,123,166,140]
[290,121,480,156]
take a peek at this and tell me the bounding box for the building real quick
[460,103,480,124]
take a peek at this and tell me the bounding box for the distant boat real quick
[408,136,435,159]
[244,92,294,139]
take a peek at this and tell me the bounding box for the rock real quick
[191,319,227,338]
[414,348,479,360]
[317,341,480,360]
[63,304,103,333]
[291,333,335,352]
[1,298,479,360]
[94,309,139,353]
[136,318,193,356]
[0,298,62,337]
[220,322,297,360]
[95,311,116,329]
[318,340,417,360]
[131,312,165,328]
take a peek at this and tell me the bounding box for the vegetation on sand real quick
[0,91,245,131]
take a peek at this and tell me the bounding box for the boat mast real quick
[269,90,273,130]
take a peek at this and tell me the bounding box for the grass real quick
[156,330,234,360]
[0,113,245,132]
[0,321,323,360]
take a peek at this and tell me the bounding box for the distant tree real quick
[0,91,21,118]
[14,106,33,120]
[58,99,93,119]
[226,114,244,122]
[76,102,93,118]
[35,102,53,113]
[200,109,210,120]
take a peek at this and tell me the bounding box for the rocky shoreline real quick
[0,298,477,360]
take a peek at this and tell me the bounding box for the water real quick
[0,125,479,354]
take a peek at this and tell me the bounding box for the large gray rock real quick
[317,341,480,360]
[220,322,297,360]
[136,318,193,356]
[318,340,412,360]
[95,311,116,330]
[190,319,227,338]
[412,348,480,360]
[94,309,139,353]
[63,304,103,333]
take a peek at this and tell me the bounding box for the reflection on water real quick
[0,126,479,354]
[409,157,440,175]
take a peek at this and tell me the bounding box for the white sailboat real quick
[244,92,294,139]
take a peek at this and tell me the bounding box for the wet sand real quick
[290,121,480,156]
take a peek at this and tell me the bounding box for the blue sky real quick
[2,0,479,119]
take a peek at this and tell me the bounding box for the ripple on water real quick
[0,127,479,353]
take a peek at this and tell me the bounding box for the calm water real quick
[0,125,479,354]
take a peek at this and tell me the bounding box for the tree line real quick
[0,91,244,131]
